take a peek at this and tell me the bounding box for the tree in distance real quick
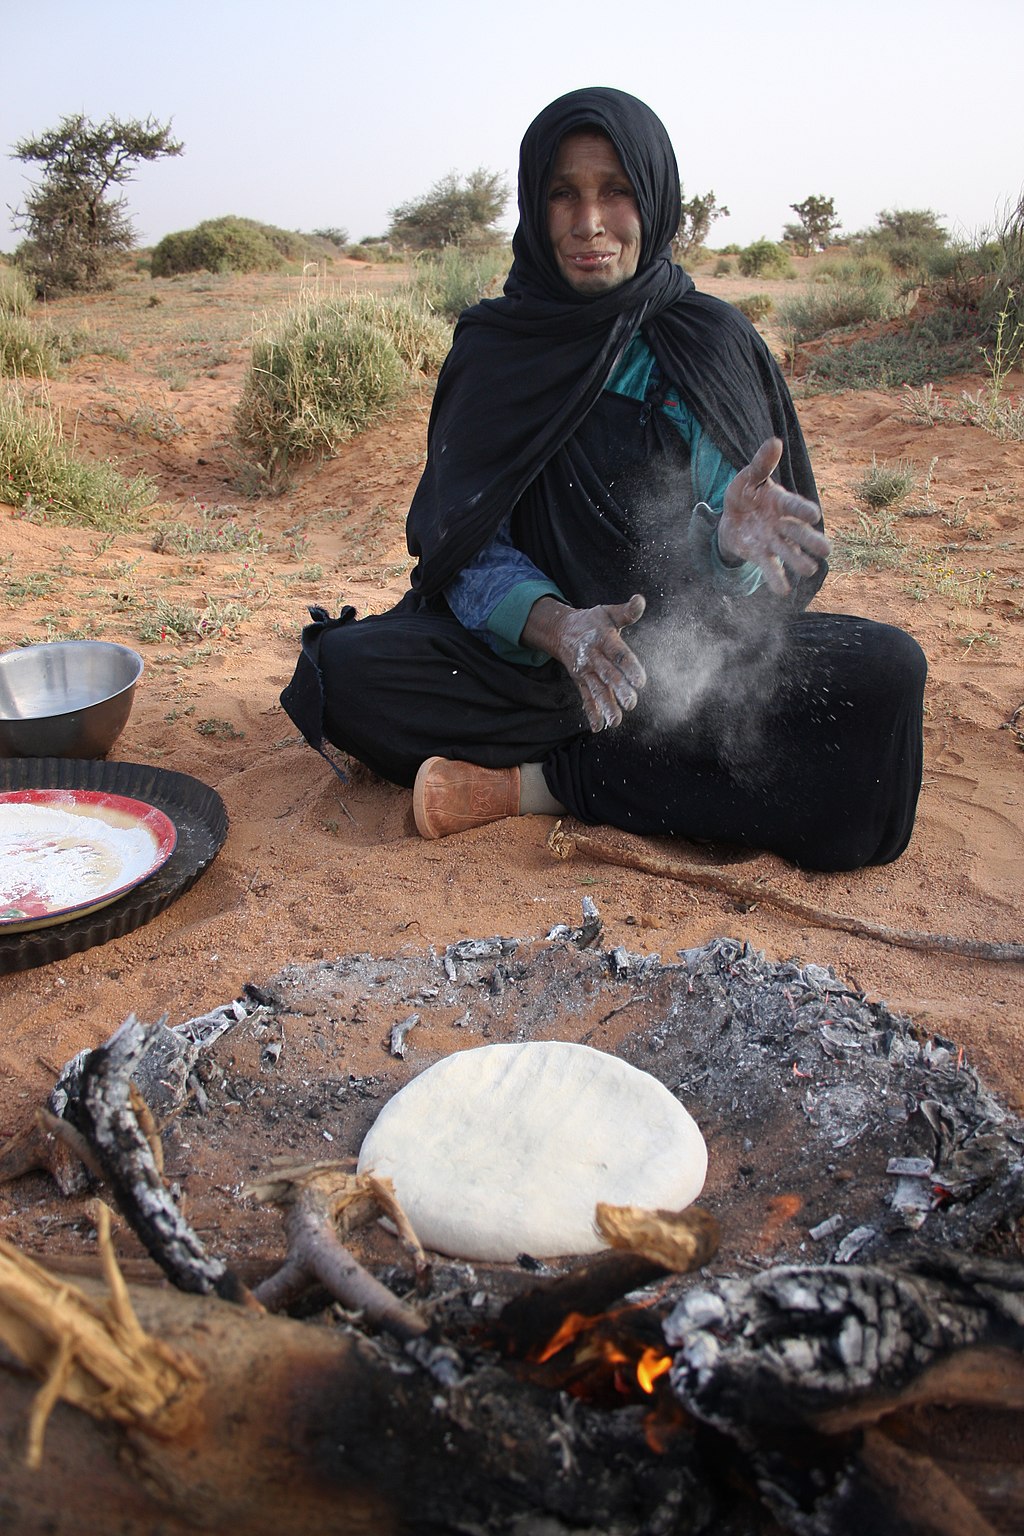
[674,186,730,261]
[387,168,510,251]
[874,208,947,244]
[784,195,841,255]
[11,113,183,295]
[858,208,949,275]
[312,227,349,249]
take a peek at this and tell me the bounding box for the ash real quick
[185,926,1023,1270]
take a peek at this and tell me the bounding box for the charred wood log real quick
[0,1254,728,1536]
[5,1228,1023,1534]
[667,1251,1024,1535]
[60,1014,252,1305]
[56,1025,438,1350]
[493,1207,719,1360]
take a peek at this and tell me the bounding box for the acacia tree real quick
[784,195,841,254]
[861,208,948,275]
[387,168,510,250]
[673,185,729,260]
[11,113,184,293]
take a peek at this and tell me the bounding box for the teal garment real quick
[488,579,561,662]
[606,333,737,511]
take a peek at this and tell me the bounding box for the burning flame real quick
[636,1347,672,1394]
[531,1311,673,1397]
[533,1310,599,1364]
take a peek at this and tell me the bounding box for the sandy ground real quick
[1,260,1022,1269]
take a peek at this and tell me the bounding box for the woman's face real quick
[546,131,642,295]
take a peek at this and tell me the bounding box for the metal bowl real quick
[0,641,144,759]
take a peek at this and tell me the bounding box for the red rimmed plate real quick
[0,788,178,934]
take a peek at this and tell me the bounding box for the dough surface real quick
[357,1040,707,1261]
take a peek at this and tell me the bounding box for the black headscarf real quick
[406,86,820,600]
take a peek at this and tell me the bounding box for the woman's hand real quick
[522,593,647,732]
[718,437,830,596]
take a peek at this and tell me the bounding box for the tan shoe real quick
[413,757,521,839]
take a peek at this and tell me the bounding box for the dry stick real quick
[0,1203,201,1468]
[251,1168,428,1342]
[548,821,1024,964]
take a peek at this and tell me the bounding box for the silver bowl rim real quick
[0,639,145,722]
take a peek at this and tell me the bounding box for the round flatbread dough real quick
[357,1040,706,1262]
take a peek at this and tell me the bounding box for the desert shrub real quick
[871,237,943,275]
[855,456,917,508]
[410,245,509,322]
[235,289,448,478]
[815,254,891,284]
[799,309,982,391]
[365,291,451,373]
[713,256,732,275]
[0,314,60,377]
[345,244,376,262]
[151,217,287,277]
[258,225,316,263]
[851,209,949,280]
[733,293,773,322]
[828,509,907,573]
[0,265,34,317]
[738,239,793,278]
[0,383,155,526]
[719,243,741,256]
[776,264,899,342]
[975,198,1024,334]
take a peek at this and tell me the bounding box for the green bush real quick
[776,264,899,342]
[975,199,1024,334]
[235,289,449,479]
[0,265,34,317]
[0,314,60,377]
[151,216,289,277]
[877,237,947,276]
[410,245,509,322]
[713,256,732,275]
[814,254,891,284]
[733,293,773,322]
[799,309,983,391]
[738,239,793,278]
[0,383,155,526]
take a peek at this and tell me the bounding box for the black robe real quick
[405,85,823,608]
[280,87,925,871]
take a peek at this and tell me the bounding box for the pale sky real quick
[1,0,1021,258]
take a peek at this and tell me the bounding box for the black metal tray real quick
[0,759,228,974]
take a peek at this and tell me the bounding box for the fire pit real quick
[3,919,1022,1535]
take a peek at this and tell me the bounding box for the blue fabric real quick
[444,335,762,663]
[444,518,561,663]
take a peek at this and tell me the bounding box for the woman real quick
[282,87,926,872]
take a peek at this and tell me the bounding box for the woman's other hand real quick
[522,593,647,732]
[718,437,830,595]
